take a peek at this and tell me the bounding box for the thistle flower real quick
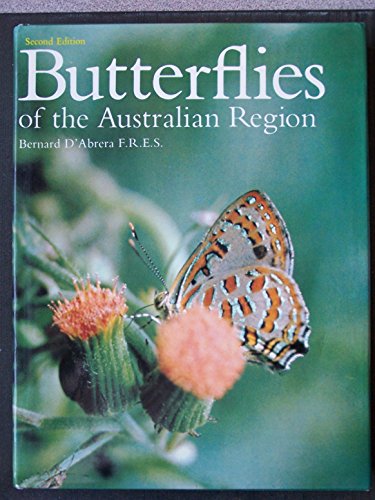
[50,277,127,341]
[141,305,245,433]
[157,305,245,399]
[50,277,137,415]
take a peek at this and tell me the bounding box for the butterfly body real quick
[155,190,310,371]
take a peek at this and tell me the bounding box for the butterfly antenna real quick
[128,222,169,292]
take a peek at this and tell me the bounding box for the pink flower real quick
[156,305,245,400]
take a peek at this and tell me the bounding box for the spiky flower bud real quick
[50,277,137,415]
[141,305,245,433]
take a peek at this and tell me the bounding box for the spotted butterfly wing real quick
[174,265,310,371]
[169,190,294,308]
[159,190,310,371]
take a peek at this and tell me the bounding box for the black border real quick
[1,10,373,499]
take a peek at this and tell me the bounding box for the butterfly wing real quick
[169,190,294,308]
[175,265,310,371]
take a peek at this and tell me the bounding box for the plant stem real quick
[15,406,44,427]
[15,405,184,456]
[24,251,76,290]
[119,413,152,447]
[165,431,187,452]
[15,407,203,487]
[15,406,123,433]
[28,219,82,279]
[18,431,116,488]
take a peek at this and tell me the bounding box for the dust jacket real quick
[13,21,370,490]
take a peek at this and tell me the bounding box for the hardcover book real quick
[13,21,370,490]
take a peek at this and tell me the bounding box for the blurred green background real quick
[14,23,369,489]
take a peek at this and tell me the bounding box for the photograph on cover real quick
[13,22,370,489]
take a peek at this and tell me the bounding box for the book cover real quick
[13,22,370,490]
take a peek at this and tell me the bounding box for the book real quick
[13,21,370,490]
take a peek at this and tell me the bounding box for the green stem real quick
[119,413,153,447]
[15,406,123,433]
[155,427,169,448]
[28,219,82,279]
[15,406,44,427]
[24,252,76,290]
[18,431,116,488]
[15,407,206,487]
[15,406,153,449]
[165,431,187,452]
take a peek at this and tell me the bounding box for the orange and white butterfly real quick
[152,190,310,372]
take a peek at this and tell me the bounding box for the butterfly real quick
[154,190,310,371]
